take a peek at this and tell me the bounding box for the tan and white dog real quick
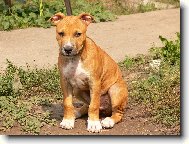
[50,12,128,133]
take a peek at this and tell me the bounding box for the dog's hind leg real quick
[75,104,89,118]
[73,89,90,118]
[101,80,128,128]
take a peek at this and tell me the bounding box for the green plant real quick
[120,54,147,69]
[39,0,43,17]
[0,61,60,134]
[155,0,180,7]
[119,33,180,128]
[127,33,180,127]
[130,62,180,126]
[0,60,16,96]
[150,33,180,65]
[72,0,116,22]
[0,0,65,30]
[137,2,157,13]
[103,0,158,15]
[0,0,116,30]
[122,56,134,69]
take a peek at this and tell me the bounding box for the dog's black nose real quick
[64,46,73,55]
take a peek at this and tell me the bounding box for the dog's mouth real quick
[60,45,84,57]
[62,53,77,57]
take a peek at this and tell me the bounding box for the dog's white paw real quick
[60,118,75,130]
[101,117,115,128]
[87,119,102,133]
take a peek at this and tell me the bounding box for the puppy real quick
[50,12,128,133]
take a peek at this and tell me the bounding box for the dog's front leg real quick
[60,77,75,130]
[87,79,102,133]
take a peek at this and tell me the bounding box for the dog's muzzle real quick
[61,42,75,56]
[61,43,84,57]
[63,45,73,55]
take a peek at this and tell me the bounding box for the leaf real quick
[13,72,23,93]
[3,21,10,30]
[29,12,37,19]
[159,35,167,43]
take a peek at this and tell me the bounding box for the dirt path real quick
[2,102,178,135]
[0,9,179,71]
[0,9,180,135]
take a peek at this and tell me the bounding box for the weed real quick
[137,2,157,13]
[0,61,60,134]
[127,33,180,127]
[103,0,157,15]
[155,0,180,7]
[120,54,148,69]
[121,56,134,69]
[71,0,116,22]
[150,33,180,65]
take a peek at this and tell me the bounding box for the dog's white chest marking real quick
[63,59,89,89]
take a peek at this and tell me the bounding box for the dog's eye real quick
[75,32,82,37]
[58,32,64,37]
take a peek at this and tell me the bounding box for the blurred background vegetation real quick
[0,0,179,30]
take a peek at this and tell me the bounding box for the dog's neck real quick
[61,55,80,64]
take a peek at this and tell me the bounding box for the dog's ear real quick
[49,12,65,25]
[78,13,94,26]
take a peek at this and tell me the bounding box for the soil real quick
[1,102,179,135]
[0,8,180,135]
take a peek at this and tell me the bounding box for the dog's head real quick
[50,13,94,57]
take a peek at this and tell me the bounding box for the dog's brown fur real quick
[50,13,128,133]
